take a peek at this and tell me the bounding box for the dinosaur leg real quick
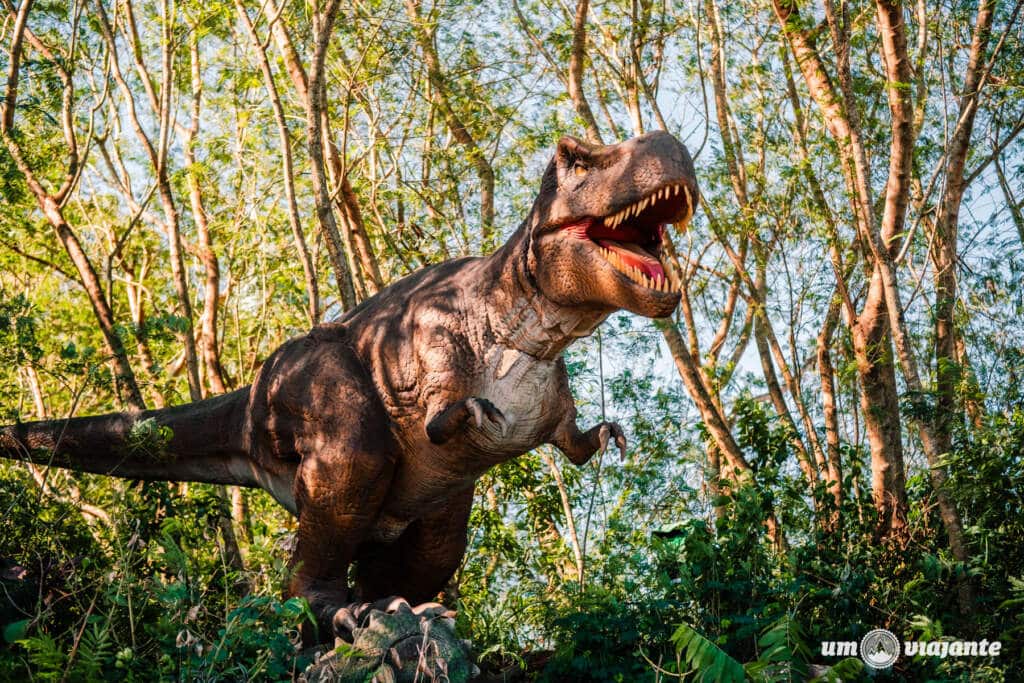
[326,489,474,637]
[306,492,476,680]
[277,349,399,645]
[290,492,388,645]
[353,489,474,606]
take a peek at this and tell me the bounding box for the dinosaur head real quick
[526,131,697,319]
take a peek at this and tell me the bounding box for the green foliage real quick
[671,623,745,683]
[0,462,311,681]
[539,589,676,682]
[124,419,174,461]
[0,294,43,366]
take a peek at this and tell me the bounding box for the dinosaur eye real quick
[573,162,589,177]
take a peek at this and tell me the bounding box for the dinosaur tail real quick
[0,388,258,486]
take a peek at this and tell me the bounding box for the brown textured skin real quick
[1,131,698,642]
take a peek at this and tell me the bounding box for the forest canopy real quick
[1,0,1023,680]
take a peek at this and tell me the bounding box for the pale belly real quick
[465,345,561,454]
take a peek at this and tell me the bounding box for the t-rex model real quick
[1,130,697,647]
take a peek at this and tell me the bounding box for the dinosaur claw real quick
[411,601,451,618]
[384,596,412,614]
[487,405,510,436]
[467,399,486,428]
[495,413,510,437]
[466,397,510,437]
[598,422,628,460]
[332,607,360,640]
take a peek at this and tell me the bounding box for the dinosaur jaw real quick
[561,181,694,297]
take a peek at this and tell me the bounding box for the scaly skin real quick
[1,131,698,644]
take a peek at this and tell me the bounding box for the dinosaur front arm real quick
[425,397,509,444]
[548,359,627,465]
[550,417,627,466]
[417,323,511,445]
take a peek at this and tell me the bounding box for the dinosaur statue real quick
[1,131,697,662]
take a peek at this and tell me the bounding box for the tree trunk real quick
[568,0,602,142]
[186,28,229,395]
[404,0,496,245]
[235,1,321,325]
[304,0,358,311]
[851,297,908,541]
[773,0,914,544]
[817,298,844,518]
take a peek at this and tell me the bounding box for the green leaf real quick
[808,657,864,682]
[671,623,746,683]
[3,619,29,644]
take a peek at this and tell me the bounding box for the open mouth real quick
[563,182,694,293]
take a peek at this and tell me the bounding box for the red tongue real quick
[598,240,665,279]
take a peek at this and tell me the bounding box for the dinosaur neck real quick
[477,220,609,360]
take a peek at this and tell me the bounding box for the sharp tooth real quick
[640,198,649,212]
[674,184,681,196]
[682,186,693,222]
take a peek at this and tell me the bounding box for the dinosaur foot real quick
[303,597,478,683]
